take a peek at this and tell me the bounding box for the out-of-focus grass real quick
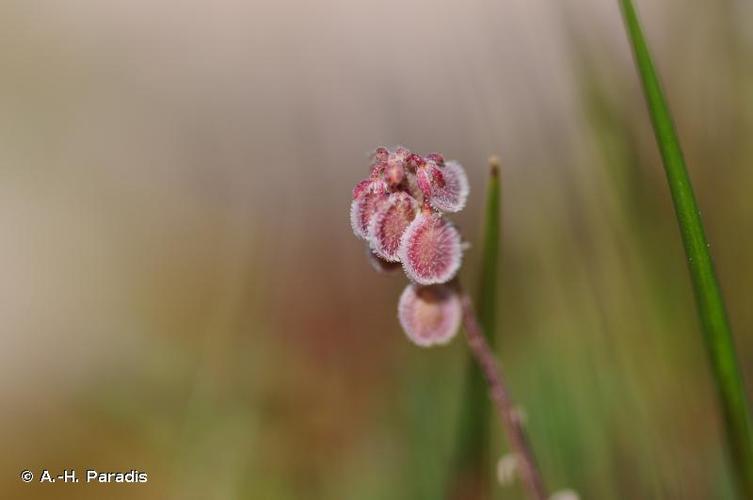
[619,0,753,496]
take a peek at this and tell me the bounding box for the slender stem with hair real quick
[459,287,547,500]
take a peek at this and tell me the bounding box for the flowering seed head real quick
[350,181,388,240]
[398,283,461,347]
[350,147,469,345]
[369,192,419,261]
[399,211,462,285]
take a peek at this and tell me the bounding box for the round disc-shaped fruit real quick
[423,160,469,213]
[350,182,388,240]
[368,192,419,261]
[398,212,462,285]
[398,283,462,347]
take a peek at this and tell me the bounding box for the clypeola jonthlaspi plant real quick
[350,147,547,499]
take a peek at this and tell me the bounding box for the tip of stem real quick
[488,156,501,177]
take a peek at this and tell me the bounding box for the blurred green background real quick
[1,0,752,498]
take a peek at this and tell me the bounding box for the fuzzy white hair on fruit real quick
[428,160,469,213]
[398,213,463,285]
[398,284,461,347]
[367,192,418,262]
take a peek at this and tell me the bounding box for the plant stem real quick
[619,0,753,496]
[459,288,547,500]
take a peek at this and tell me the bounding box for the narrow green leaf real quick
[478,158,502,352]
[619,1,753,496]
[449,158,501,498]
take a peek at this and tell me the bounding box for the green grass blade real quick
[478,159,501,354]
[619,1,753,496]
[449,158,501,498]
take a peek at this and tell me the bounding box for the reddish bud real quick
[369,192,419,261]
[393,146,411,161]
[369,160,387,178]
[425,152,445,166]
[406,153,426,171]
[387,147,410,183]
[398,283,461,346]
[398,212,462,285]
[373,147,389,163]
[384,162,405,187]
